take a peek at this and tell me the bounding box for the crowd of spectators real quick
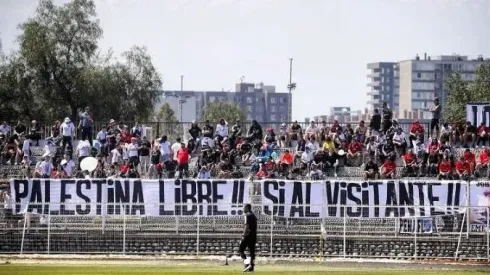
[0,99,489,181]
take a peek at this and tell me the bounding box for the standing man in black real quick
[240,203,257,272]
[381,102,393,134]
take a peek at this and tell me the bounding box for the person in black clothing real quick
[381,102,393,133]
[229,119,242,149]
[247,120,263,142]
[369,109,381,135]
[202,120,214,139]
[364,155,379,180]
[240,203,257,272]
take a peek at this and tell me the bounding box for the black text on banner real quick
[10,179,249,217]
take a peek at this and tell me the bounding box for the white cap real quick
[60,159,68,166]
[64,117,70,123]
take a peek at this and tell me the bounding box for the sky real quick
[1,0,490,121]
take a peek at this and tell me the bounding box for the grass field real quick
[1,263,490,275]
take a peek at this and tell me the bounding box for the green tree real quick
[156,102,178,122]
[201,102,246,124]
[6,0,162,122]
[155,102,181,139]
[444,63,490,122]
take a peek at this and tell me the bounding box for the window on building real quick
[246,97,252,104]
[271,97,276,103]
[256,97,260,102]
[417,73,421,78]
[271,106,277,112]
[247,105,253,112]
[270,114,276,121]
[209,96,215,103]
[280,97,287,104]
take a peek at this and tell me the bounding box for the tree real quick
[201,102,247,124]
[4,0,162,122]
[156,102,178,122]
[444,63,490,122]
[155,102,180,139]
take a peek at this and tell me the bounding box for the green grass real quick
[0,264,489,275]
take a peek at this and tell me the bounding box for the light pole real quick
[180,75,184,92]
[287,58,296,122]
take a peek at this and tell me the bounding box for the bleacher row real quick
[0,145,486,180]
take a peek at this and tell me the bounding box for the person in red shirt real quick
[402,149,419,177]
[463,148,476,174]
[455,156,470,180]
[381,156,397,179]
[427,137,440,155]
[120,126,132,144]
[119,160,129,176]
[255,164,268,179]
[409,120,425,146]
[347,139,363,161]
[176,143,190,178]
[437,155,453,180]
[476,122,489,147]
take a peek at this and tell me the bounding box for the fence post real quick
[123,205,126,255]
[47,212,51,255]
[196,215,200,256]
[20,213,28,255]
[343,210,346,258]
[413,217,419,260]
[270,212,273,258]
[466,181,470,237]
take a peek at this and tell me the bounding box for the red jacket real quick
[410,123,424,134]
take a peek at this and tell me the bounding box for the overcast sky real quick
[1,0,489,120]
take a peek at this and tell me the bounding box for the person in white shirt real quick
[301,147,313,165]
[122,143,130,162]
[306,137,320,152]
[131,122,143,137]
[0,121,10,136]
[97,126,108,155]
[76,140,91,168]
[171,138,182,161]
[127,137,140,167]
[43,138,55,157]
[39,154,54,178]
[111,146,122,165]
[305,121,319,139]
[60,117,75,152]
[60,155,76,178]
[216,119,228,139]
[159,135,171,162]
[197,166,211,179]
[392,128,407,154]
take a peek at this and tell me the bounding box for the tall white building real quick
[367,54,488,119]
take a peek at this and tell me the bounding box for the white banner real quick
[261,180,467,218]
[469,181,490,232]
[9,179,249,217]
[466,103,490,127]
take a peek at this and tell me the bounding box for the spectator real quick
[300,146,313,169]
[138,136,151,176]
[462,121,476,148]
[202,120,214,139]
[278,123,287,148]
[247,120,263,142]
[79,107,94,146]
[381,102,393,133]
[39,154,54,178]
[354,121,368,144]
[51,120,61,140]
[369,109,381,135]
[409,120,425,147]
[347,138,362,163]
[307,136,320,152]
[127,137,139,168]
[363,155,379,180]
[158,136,171,163]
[148,146,161,179]
[429,97,441,137]
[188,120,202,148]
[60,154,76,178]
[76,140,91,169]
[305,121,319,138]
[216,119,229,143]
[0,121,10,136]
[60,117,75,153]
[476,122,489,148]
[264,128,276,144]
[402,149,419,177]
[365,136,378,159]
[289,121,302,148]
[97,125,108,157]
[279,149,293,174]
[427,150,439,176]
[381,156,396,179]
[392,128,407,155]
[329,120,342,140]
[29,120,41,146]
[197,165,211,179]
[120,126,132,144]
[171,138,182,161]
[177,143,190,179]
[14,120,27,139]
[438,155,453,180]
[111,144,122,166]
[131,122,143,137]
[380,138,395,164]
[319,121,329,141]
[455,156,471,180]
[229,120,242,149]
[324,148,339,177]
[255,164,268,179]
[440,123,453,146]
[322,136,336,152]
[463,148,476,175]
[475,147,490,178]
